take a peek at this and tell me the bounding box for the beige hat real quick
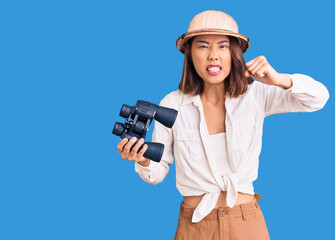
[176,10,250,54]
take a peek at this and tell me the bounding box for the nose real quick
[208,49,218,61]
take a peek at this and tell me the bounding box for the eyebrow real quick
[196,40,229,44]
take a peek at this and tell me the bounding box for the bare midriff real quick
[182,191,255,208]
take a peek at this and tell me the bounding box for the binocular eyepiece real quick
[113,100,178,162]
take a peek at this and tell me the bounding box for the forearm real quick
[263,73,330,116]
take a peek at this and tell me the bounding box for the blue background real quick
[1,0,334,239]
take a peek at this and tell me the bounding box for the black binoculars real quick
[113,100,178,162]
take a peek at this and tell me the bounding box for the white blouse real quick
[209,132,231,178]
[134,73,329,223]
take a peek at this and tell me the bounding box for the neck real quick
[200,83,225,106]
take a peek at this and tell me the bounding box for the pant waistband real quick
[180,193,263,221]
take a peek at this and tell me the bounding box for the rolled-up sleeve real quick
[263,73,330,117]
[134,95,175,185]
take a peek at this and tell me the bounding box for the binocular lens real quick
[133,121,146,133]
[120,104,132,118]
[112,122,125,136]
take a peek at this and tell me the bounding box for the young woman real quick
[117,10,329,240]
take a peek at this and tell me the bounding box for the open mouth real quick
[206,66,222,72]
[206,66,222,75]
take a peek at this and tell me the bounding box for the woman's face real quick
[191,34,232,86]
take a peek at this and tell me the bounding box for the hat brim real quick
[176,29,250,54]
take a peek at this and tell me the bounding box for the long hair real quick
[178,36,254,98]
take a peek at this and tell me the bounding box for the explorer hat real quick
[176,10,250,54]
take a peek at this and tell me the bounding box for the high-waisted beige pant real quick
[174,193,270,240]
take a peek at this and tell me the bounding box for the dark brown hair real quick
[178,35,254,98]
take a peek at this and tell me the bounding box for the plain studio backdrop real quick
[0,0,334,239]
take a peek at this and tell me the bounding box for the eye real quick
[220,45,229,49]
[198,45,208,49]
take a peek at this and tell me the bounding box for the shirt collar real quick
[181,93,201,106]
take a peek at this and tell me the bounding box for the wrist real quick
[138,159,150,167]
[276,73,293,90]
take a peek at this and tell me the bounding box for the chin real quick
[204,80,225,86]
[203,75,228,82]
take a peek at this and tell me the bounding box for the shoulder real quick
[249,80,262,90]
[159,89,184,107]
[245,80,265,96]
